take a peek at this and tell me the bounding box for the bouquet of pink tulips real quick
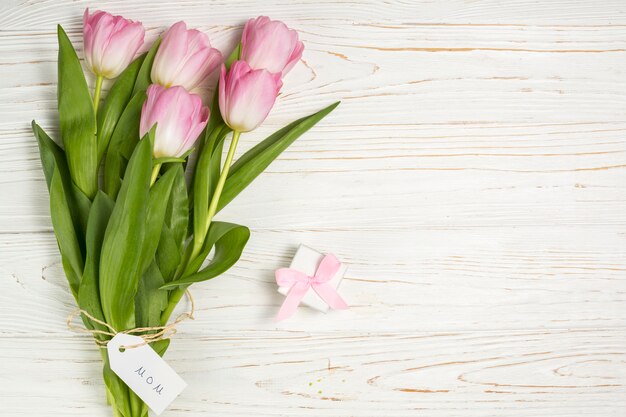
[32,9,338,417]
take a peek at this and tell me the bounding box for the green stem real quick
[161,285,186,325]
[129,391,146,417]
[100,350,124,417]
[150,163,162,186]
[206,130,241,233]
[111,402,123,417]
[191,130,241,261]
[161,131,242,325]
[93,75,103,115]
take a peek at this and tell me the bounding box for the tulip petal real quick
[82,9,145,78]
[151,22,221,91]
[241,16,304,76]
[101,23,144,78]
[219,61,280,132]
[141,84,208,158]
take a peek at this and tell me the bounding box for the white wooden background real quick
[1,0,626,416]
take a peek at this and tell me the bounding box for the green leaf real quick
[151,339,170,357]
[49,166,84,298]
[57,25,97,199]
[33,121,91,234]
[64,179,92,249]
[32,121,67,189]
[97,54,145,163]
[219,101,340,211]
[103,91,146,199]
[99,137,151,331]
[78,191,114,338]
[133,38,161,95]
[136,262,168,327]
[153,156,187,165]
[156,225,181,282]
[160,222,250,288]
[225,43,241,68]
[160,164,191,282]
[138,165,178,276]
[103,360,132,417]
[165,164,189,253]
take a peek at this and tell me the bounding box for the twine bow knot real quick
[66,290,195,349]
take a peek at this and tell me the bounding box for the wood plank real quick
[1,228,625,333]
[1,329,625,416]
[1,1,625,416]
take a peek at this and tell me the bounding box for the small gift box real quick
[276,245,348,320]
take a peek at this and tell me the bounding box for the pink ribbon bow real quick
[276,254,348,321]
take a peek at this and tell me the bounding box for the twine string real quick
[66,289,195,349]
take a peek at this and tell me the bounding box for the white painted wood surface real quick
[1,0,625,415]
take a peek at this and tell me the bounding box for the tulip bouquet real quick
[32,9,338,417]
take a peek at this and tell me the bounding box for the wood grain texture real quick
[1,1,625,416]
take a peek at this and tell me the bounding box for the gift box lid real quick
[277,244,347,313]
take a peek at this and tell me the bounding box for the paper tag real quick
[107,333,186,415]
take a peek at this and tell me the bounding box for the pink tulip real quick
[151,21,223,92]
[140,84,209,158]
[83,9,145,79]
[218,60,282,133]
[241,16,304,76]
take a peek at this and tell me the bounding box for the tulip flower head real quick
[151,21,223,92]
[218,60,282,133]
[241,16,304,76]
[83,9,145,79]
[140,84,209,158]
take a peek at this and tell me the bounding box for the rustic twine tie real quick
[66,289,195,349]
